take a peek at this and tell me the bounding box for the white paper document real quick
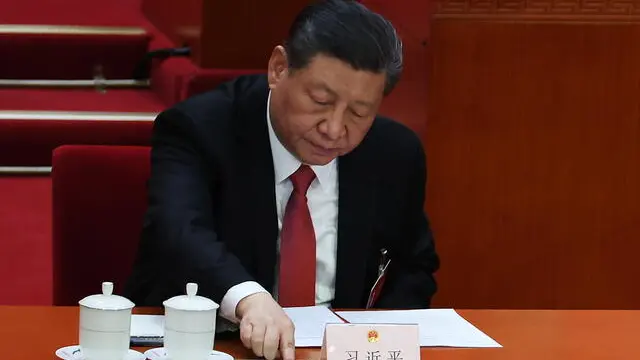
[130,314,164,337]
[130,306,344,347]
[284,306,346,347]
[336,309,501,348]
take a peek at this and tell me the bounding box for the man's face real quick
[268,48,386,166]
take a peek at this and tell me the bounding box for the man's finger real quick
[262,325,280,360]
[239,321,253,349]
[279,322,296,360]
[280,340,295,360]
[251,324,267,357]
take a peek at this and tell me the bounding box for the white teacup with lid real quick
[78,281,135,360]
[163,283,220,360]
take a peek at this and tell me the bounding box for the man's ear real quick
[267,45,288,89]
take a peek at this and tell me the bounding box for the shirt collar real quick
[266,91,336,190]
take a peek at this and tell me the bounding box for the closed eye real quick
[308,91,332,106]
[350,109,366,118]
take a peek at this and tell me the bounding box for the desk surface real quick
[1,306,639,359]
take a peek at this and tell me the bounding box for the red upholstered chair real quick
[179,68,265,100]
[52,145,151,305]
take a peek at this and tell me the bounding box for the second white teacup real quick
[163,283,220,360]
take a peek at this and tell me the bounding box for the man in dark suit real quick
[126,0,439,359]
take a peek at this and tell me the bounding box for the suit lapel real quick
[333,143,377,308]
[233,77,279,291]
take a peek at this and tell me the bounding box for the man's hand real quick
[236,292,295,360]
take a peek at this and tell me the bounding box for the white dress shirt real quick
[219,91,339,323]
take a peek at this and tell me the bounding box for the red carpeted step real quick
[0,176,52,305]
[0,88,166,112]
[0,0,145,27]
[0,88,163,166]
[0,26,151,80]
[0,119,154,166]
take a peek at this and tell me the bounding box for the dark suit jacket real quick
[125,74,439,309]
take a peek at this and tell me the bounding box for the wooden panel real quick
[362,0,431,137]
[198,0,308,69]
[427,1,640,309]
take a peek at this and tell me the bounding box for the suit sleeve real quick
[146,108,256,306]
[376,139,440,309]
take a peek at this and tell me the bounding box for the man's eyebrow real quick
[311,81,374,108]
[354,99,374,108]
[310,82,337,96]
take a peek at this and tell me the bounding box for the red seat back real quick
[52,145,150,305]
[179,69,264,100]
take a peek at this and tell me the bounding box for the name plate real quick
[320,323,420,360]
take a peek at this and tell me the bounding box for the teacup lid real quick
[78,282,135,311]
[163,283,219,311]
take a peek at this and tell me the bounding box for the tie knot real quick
[290,165,316,195]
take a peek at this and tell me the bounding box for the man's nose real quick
[318,109,346,141]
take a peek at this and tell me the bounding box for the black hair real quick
[284,0,403,95]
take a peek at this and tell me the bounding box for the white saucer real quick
[55,345,145,360]
[144,347,235,360]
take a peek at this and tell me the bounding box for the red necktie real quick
[278,165,317,307]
